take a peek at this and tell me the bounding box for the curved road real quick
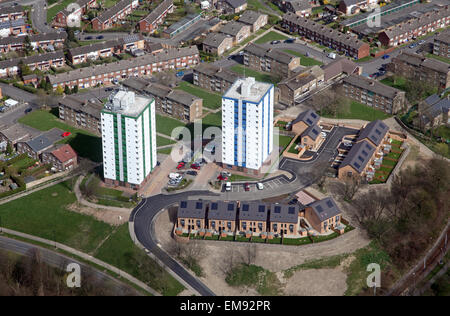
[0,235,140,296]
[130,126,358,296]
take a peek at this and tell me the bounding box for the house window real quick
[289,225,294,233]
[196,220,201,228]
[273,223,277,232]
[242,222,247,230]
[180,219,185,227]
[258,223,263,231]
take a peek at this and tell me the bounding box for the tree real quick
[23,36,32,55]
[64,85,71,95]
[18,60,32,76]
[339,176,363,201]
[55,85,64,95]
[5,142,13,156]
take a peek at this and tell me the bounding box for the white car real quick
[169,173,182,180]
[257,182,264,190]
[225,182,232,191]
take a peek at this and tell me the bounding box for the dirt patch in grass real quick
[67,202,129,226]
[282,268,347,296]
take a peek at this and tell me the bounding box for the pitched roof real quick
[239,202,269,221]
[238,10,267,25]
[435,28,450,45]
[0,51,65,69]
[0,123,31,143]
[292,109,320,126]
[203,32,232,48]
[177,200,207,219]
[50,144,77,163]
[244,43,298,65]
[94,0,134,23]
[0,18,25,30]
[269,204,299,224]
[25,128,64,153]
[288,0,312,12]
[279,65,324,91]
[0,5,24,15]
[193,62,240,83]
[394,52,450,74]
[208,201,238,221]
[308,197,341,222]
[343,74,404,99]
[322,57,359,81]
[357,120,389,146]
[219,21,249,37]
[141,0,173,24]
[58,95,103,119]
[339,139,375,173]
[302,123,322,140]
[421,94,450,124]
[224,0,247,9]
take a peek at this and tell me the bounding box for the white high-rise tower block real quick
[221,77,274,171]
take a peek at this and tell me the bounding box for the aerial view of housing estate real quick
[0,0,448,303]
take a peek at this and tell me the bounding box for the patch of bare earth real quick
[154,208,369,296]
[67,202,129,226]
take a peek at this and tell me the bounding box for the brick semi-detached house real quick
[202,32,233,56]
[67,34,144,64]
[92,0,138,31]
[58,96,103,134]
[0,32,67,54]
[338,120,391,182]
[244,43,300,78]
[0,5,26,22]
[219,21,251,45]
[342,75,406,114]
[47,46,199,89]
[0,51,65,77]
[282,12,370,59]
[378,5,449,47]
[387,52,450,90]
[41,144,78,172]
[433,29,450,59]
[122,77,202,123]
[53,0,97,27]
[238,10,268,32]
[193,62,240,93]
[138,0,173,33]
[175,198,344,238]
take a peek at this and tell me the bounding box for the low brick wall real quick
[25,170,69,189]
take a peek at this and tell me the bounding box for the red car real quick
[176,162,185,170]
[217,174,228,181]
[191,163,201,170]
[244,183,250,191]
[62,132,71,137]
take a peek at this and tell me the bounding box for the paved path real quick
[0,234,141,296]
[0,228,161,296]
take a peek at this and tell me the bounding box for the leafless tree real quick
[240,244,258,266]
[339,176,363,201]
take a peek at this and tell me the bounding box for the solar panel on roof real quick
[353,162,361,169]
[312,128,319,135]
[211,202,218,210]
[242,204,249,212]
[258,205,265,213]
[227,203,234,211]
[288,207,296,214]
[366,144,372,150]
[196,202,202,209]
[306,118,312,125]
[180,201,187,208]
[326,200,333,208]
[311,112,317,118]
[375,129,381,135]
[316,205,324,213]
[358,156,364,162]
[274,206,281,213]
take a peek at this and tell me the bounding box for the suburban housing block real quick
[193,63,240,93]
[0,5,26,22]
[0,51,65,77]
[52,0,97,27]
[202,32,233,56]
[92,0,139,31]
[238,10,268,32]
[433,29,450,59]
[58,96,103,134]
[0,32,67,53]
[138,0,174,33]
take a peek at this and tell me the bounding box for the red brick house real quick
[42,144,78,171]
[138,0,173,33]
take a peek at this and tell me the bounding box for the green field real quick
[0,181,113,253]
[230,65,280,85]
[201,111,222,128]
[47,0,76,23]
[95,224,185,296]
[322,100,391,121]
[426,53,450,64]
[176,81,222,110]
[157,135,176,147]
[18,110,102,162]
[254,31,288,44]
[283,49,323,66]
[380,76,408,91]
[155,114,187,137]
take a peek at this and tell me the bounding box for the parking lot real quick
[224,175,291,193]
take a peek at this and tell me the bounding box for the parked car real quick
[176,71,184,77]
[225,182,231,191]
[169,173,182,180]
[244,183,250,191]
[221,171,231,177]
[187,170,198,176]
[270,40,280,45]
[327,52,337,59]
[257,182,264,190]
[190,163,201,170]
[176,162,185,170]
[96,35,104,39]
[284,38,295,43]
[382,54,390,59]
[217,174,228,181]
[24,108,32,114]
[85,36,93,40]
[418,40,426,45]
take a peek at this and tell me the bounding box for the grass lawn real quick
[229,174,257,182]
[230,65,280,85]
[380,76,408,91]
[11,156,37,170]
[278,135,293,150]
[18,110,102,162]
[426,53,450,64]
[155,114,186,137]
[321,100,391,121]
[0,181,114,253]
[226,264,283,295]
[284,253,349,278]
[94,224,185,296]
[157,147,173,155]
[47,0,75,22]
[283,49,323,66]
[254,31,288,44]
[177,81,222,110]
[201,111,222,128]
[157,135,176,147]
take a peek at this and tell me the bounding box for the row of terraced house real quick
[175,198,344,239]
[0,32,67,53]
[46,46,199,90]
